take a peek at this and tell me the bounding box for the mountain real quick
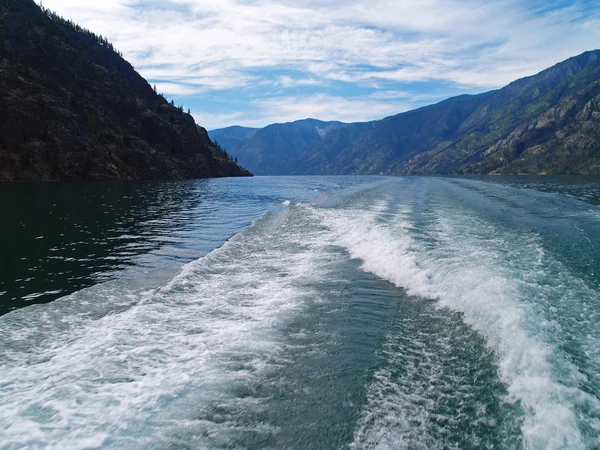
[217,50,600,176]
[209,126,259,157]
[0,0,250,182]
[304,50,600,175]
[209,119,349,175]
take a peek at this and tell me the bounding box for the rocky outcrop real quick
[479,88,600,174]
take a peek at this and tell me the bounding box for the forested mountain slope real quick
[0,0,250,182]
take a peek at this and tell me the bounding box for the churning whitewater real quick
[1,176,599,449]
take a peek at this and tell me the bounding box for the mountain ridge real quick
[0,0,251,182]
[212,50,600,176]
[209,118,349,175]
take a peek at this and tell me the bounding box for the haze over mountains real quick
[211,50,600,176]
[0,0,250,182]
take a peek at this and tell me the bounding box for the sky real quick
[40,0,600,130]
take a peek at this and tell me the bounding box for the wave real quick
[2,176,599,449]
[0,206,342,448]
[310,178,600,449]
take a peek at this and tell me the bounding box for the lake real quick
[1,175,599,448]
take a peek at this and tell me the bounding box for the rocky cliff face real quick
[0,0,251,182]
[472,84,600,174]
[394,50,600,175]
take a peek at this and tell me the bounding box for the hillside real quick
[218,50,600,176]
[209,119,348,175]
[208,126,259,159]
[0,0,251,182]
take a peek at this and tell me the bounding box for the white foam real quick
[3,178,598,448]
[310,192,598,449]
[0,206,340,448]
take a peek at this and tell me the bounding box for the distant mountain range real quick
[0,0,250,182]
[210,50,600,175]
[210,119,349,175]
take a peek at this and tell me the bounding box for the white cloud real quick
[192,111,247,130]
[39,0,600,127]
[276,76,325,88]
[154,82,202,96]
[243,94,417,126]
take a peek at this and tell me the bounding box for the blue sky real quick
[41,0,600,130]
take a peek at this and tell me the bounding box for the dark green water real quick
[1,176,599,449]
[0,177,347,315]
[1,180,201,314]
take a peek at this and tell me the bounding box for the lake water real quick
[1,176,599,449]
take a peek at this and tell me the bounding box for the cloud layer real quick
[41,0,600,129]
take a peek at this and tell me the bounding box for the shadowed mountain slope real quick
[209,126,259,158]
[209,119,349,175]
[0,0,250,182]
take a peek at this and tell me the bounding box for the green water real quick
[1,176,599,449]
